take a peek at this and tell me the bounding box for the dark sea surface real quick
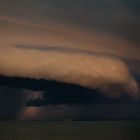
[0,121,140,140]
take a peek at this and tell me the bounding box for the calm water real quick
[0,121,140,140]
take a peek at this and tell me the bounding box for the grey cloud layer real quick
[0,0,139,44]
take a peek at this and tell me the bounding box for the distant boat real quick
[64,117,72,123]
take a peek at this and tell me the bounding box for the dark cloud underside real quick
[0,75,140,120]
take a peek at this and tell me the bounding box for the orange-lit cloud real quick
[0,47,138,97]
[0,16,140,60]
[0,0,139,98]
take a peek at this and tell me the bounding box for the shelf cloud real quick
[0,47,138,97]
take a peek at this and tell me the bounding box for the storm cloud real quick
[0,0,140,120]
[0,47,138,97]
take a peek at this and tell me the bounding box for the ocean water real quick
[0,121,140,140]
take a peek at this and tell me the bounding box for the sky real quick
[0,0,140,120]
